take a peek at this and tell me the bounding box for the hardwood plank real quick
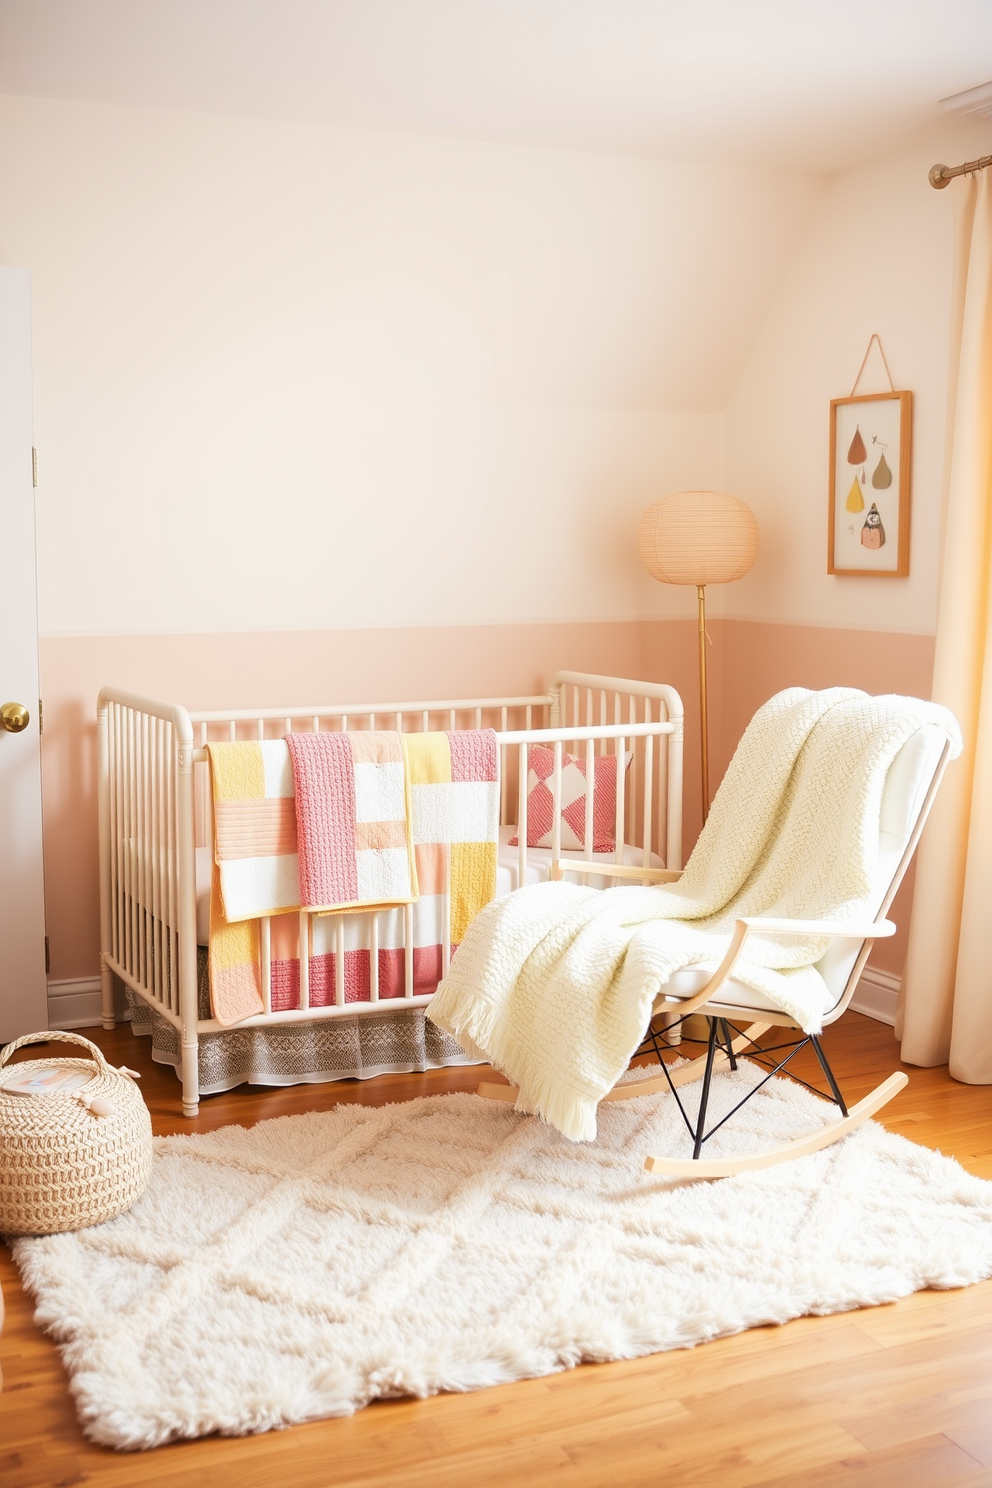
[560,1407,868,1487]
[852,1281,992,1347]
[752,1433,987,1487]
[840,1394,992,1457]
[429,1374,692,1451]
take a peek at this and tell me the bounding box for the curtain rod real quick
[929,154,992,189]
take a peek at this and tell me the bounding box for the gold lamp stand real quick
[696,584,709,820]
[639,491,759,827]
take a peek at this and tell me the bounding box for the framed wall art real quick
[828,389,912,577]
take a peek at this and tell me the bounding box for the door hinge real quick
[45,936,50,975]
[38,698,43,735]
[32,447,38,487]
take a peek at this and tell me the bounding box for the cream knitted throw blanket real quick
[428,689,961,1141]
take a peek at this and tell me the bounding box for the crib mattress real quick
[193,828,665,945]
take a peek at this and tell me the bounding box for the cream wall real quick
[0,93,822,637]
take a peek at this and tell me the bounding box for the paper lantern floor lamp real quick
[639,490,759,822]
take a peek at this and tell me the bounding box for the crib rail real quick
[98,675,683,1117]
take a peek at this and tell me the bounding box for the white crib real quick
[97,671,684,1115]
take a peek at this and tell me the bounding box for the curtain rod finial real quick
[930,164,951,189]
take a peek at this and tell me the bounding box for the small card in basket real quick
[0,1066,92,1096]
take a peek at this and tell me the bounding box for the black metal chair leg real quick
[719,1018,738,1070]
[692,1019,720,1158]
[810,1035,849,1117]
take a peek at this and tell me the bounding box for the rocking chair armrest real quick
[653,914,896,1023]
[738,915,896,940]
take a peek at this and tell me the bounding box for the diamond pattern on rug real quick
[10,1061,992,1450]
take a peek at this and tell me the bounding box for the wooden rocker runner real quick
[480,720,954,1179]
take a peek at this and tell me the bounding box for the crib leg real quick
[181,1024,200,1118]
[100,953,116,1031]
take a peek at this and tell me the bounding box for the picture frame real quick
[828,390,912,576]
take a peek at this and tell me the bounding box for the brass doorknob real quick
[0,702,30,733]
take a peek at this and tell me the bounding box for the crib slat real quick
[335,918,345,1007]
[615,735,627,864]
[107,704,116,970]
[198,721,209,859]
[261,917,272,1015]
[518,741,528,889]
[369,914,379,1002]
[157,717,166,1004]
[628,694,638,846]
[145,715,154,1000]
[584,735,595,861]
[145,712,155,996]
[112,705,123,973]
[642,710,654,870]
[551,740,563,866]
[129,707,138,981]
[135,712,146,992]
[168,714,179,1017]
[140,710,149,994]
[126,709,136,985]
[129,707,137,983]
[441,846,451,977]
[151,717,161,1004]
[405,902,414,998]
[500,707,508,824]
[299,910,310,1010]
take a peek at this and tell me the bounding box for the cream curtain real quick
[899,169,992,1082]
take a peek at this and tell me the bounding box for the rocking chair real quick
[480,720,953,1178]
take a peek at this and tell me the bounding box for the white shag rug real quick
[11,1061,992,1450]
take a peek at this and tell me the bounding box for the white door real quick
[0,267,48,1042]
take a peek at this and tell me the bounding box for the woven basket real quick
[0,1031,153,1236]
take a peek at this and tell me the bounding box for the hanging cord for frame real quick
[850,333,896,397]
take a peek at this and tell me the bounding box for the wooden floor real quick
[2,1013,992,1488]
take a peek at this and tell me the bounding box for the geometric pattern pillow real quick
[508,746,624,852]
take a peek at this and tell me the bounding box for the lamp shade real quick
[639,490,759,586]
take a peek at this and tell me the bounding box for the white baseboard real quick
[45,968,900,1032]
[47,977,131,1030]
[850,966,900,1027]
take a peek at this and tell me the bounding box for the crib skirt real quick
[125,949,478,1096]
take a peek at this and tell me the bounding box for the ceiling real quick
[0,0,990,175]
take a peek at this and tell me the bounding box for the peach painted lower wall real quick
[39,618,934,984]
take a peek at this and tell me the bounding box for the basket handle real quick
[0,1029,113,1076]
